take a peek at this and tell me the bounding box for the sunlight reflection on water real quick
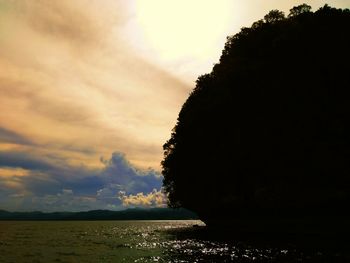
[0,220,347,262]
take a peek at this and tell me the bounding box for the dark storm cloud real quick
[0,127,33,145]
[0,150,163,211]
[101,152,162,194]
[0,151,54,171]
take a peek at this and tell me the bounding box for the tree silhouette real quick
[288,4,312,17]
[162,5,350,226]
[264,10,285,23]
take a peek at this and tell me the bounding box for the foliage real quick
[288,4,312,17]
[264,9,285,23]
[162,5,350,223]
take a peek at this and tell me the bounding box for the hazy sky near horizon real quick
[0,0,349,211]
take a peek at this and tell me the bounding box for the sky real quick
[0,0,349,212]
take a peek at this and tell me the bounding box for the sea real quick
[0,220,348,262]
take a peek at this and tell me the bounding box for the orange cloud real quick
[0,168,29,177]
[0,0,190,170]
[119,189,167,208]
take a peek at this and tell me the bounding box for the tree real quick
[264,10,285,23]
[288,4,312,17]
[162,6,350,226]
[251,19,264,29]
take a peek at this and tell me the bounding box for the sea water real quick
[0,220,347,262]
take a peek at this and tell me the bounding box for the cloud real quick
[118,189,167,208]
[0,150,164,211]
[0,0,196,212]
[0,127,33,145]
[16,0,104,44]
[3,0,126,50]
[0,0,190,172]
[101,152,162,194]
[0,151,55,171]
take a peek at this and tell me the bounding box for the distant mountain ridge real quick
[0,208,198,221]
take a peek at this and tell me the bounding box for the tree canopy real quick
[162,5,350,225]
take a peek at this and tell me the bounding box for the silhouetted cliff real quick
[162,4,350,230]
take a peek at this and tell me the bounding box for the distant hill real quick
[0,208,198,221]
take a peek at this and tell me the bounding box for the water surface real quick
[0,220,348,262]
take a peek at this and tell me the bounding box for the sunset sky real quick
[0,0,349,211]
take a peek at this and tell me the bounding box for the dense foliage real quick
[162,5,350,223]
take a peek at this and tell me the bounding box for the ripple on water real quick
[123,222,345,263]
[0,221,348,263]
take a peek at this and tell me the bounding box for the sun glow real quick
[133,0,235,80]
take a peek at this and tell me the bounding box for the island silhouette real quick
[162,4,350,234]
[0,208,197,221]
